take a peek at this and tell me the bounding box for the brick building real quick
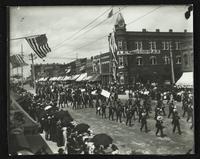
[109,12,193,86]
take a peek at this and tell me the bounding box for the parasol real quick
[17,150,34,155]
[91,133,113,147]
[73,123,90,134]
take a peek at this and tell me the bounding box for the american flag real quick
[25,34,51,58]
[10,54,28,68]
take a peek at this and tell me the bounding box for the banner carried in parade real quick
[10,54,28,68]
[101,89,111,98]
[25,34,51,59]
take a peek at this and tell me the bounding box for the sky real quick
[9,5,193,77]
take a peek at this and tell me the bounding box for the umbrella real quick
[91,133,113,147]
[44,105,52,110]
[17,150,34,155]
[73,123,90,134]
[55,110,71,119]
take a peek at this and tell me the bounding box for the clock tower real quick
[114,12,126,32]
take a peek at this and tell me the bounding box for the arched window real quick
[136,56,143,66]
[176,55,181,64]
[150,56,157,65]
[163,56,170,64]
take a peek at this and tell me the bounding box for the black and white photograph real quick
[8,5,194,155]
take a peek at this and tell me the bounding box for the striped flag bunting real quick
[108,31,118,81]
[108,32,118,65]
[25,34,51,59]
[10,54,28,68]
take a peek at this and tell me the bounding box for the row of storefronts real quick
[32,12,193,87]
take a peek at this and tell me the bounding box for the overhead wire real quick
[53,6,126,51]
[52,7,113,50]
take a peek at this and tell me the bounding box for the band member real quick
[172,112,182,135]
[140,112,148,133]
[155,116,165,137]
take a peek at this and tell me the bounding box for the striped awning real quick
[62,76,71,81]
[71,74,80,81]
[76,73,87,81]
[83,75,93,81]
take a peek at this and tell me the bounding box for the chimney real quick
[169,29,173,32]
[142,28,146,32]
[156,29,160,32]
[184,29,187,33]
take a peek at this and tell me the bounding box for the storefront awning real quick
[71,74,80,81]
[62,75,71,81]
[49,77,57,81]
[176,72,193,88]
[89,74,101,82]
[84,75,93,81]
[76,73,87,81]
[56,76,64,81]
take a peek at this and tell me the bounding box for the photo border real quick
[0,0,199,159]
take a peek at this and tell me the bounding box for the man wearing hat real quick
[116,100,122,123]
[172,111,182,135]
[140,112,148,133]
[96,99,101,116]
[168,100,175,118]
[101,102,107,119]
[126,106,132,126]
[108,102,114,121]
[155,116,164,137]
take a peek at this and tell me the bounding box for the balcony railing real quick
[117,49,161,55]
[130,49,161,54]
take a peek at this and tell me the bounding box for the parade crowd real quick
[10,81,193,154]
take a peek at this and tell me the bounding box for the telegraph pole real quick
[99,52,102,85]
[21,44,24,88]
[29,53,37,91]
[169,41,175,84]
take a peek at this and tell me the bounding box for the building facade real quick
[181,38,193,72]
[92,52,112,86]
[110,12,193,86]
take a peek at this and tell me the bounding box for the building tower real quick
[114,12,128,85]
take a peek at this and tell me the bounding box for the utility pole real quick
[169,41,175,84]
[29,53,37,92]
[99,52,102,85]
[21,44,24,88]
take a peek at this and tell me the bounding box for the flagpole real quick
[169,41,175,84]
[99,52,102,86]
[10,34,45,41]
[29,53,37,93]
